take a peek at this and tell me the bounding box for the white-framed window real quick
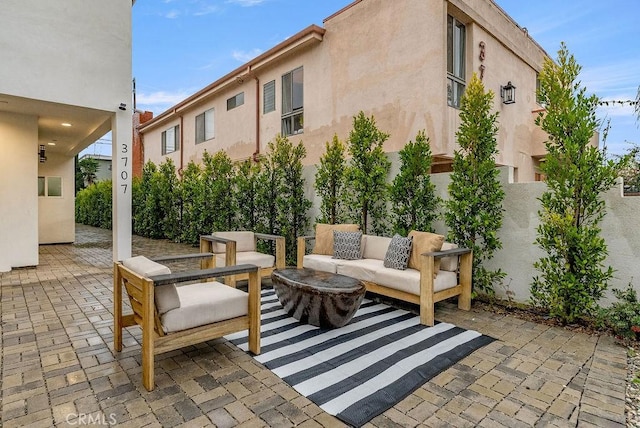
[162,125,180,155]
[447,15,466,108]
[196,108,215,144]
[227,92,244,110]
[282,66,303,136]
[38,176,62,197]
[263,80,276,114]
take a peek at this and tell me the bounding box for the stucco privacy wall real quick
[0,112,39,271]
[38,152,75,244]
[302,163,640,306]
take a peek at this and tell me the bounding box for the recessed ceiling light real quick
[61,123,72,127]
[48,142,56,146]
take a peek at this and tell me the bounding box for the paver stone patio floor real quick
[0,224,627,427]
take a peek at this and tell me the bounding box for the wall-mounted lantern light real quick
[501,81,516,104]
[39,144,47,163]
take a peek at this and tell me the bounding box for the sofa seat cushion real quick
[212,231,256,253]
[161,282,248,333]
[374,268,458,295]
[302,254,340,273]
[123,256,179,315]
[336,258,385,283]
[216,251,274,269]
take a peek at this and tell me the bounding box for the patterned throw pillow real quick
[384,234,413,270]
[332,231,363,260]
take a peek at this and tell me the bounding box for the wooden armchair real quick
[200,231,285,287]
[113,253,261,391]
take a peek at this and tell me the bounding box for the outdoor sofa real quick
[297,224,472,326]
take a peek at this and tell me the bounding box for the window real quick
[161,125,180,155]
[196,108,215,144]
[38,176,62,197]
[282,66,303,136]
[263,80,275,114]
[227,92,244,110]
[447,15,466,108]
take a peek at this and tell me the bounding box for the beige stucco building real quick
[0,0,133,271]
[140,0,548,182]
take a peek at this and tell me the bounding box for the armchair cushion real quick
[407,231,445,271]
[161,281,248,333]
[212,231,256,253]
[332,230,363,260]
[122,256,179,314]
[312,223,360,256]
[216,251,275,269]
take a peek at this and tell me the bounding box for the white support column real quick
[112,110,132,262]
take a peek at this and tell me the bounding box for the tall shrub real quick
[136,161,165,238]
[202,150,237,233]
[390,130,439,236]
[157,159,181,241]
[256,134,311,264]
[445,73,505,296]
[531,43,619,323]
[315,134,347,224]
[343,112,391,234]
[235,159,262,231]
[179,161,204,245]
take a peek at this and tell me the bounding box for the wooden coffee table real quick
[271,268,366,328]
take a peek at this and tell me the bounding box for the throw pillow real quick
[332,231,363,260]
[312,223,360,255]
[383,234,413,270]
[407,230,445,271]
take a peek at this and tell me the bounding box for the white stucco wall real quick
[302,163,640,307]
[0,112,39,271]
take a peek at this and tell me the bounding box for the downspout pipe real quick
[253,74,260,162]
[179,112,184,176]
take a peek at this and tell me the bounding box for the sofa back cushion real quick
[440,242,459,272]
[312,223,360,256]
[407,230,445,271]
[122,256,180,314]
[362,235,392,260]
[212,231,255,253]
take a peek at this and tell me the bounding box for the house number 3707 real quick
[120,143,129,194]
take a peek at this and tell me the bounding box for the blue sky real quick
[83,0,639,156]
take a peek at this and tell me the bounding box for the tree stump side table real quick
[271,268,366,328]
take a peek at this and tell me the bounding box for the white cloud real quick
[232,48,263,62]
[136,90,191,113]
[226,0,267,7]
[163,9,180,19]
[194,5,220,16]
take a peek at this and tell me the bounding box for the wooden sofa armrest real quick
[254,233,286,269]
[199,234,237,268]
[297,235,316,268]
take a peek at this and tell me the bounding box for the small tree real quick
[390,130,439,236]
[531,43,619,324]
[445,73,505,296]
[343,112,391,234]
[315,134,347,224]
[157,159,181,241]
[78,157,99,187]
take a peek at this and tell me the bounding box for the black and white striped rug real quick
[225,288,494,427]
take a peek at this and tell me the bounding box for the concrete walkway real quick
[0,225,627,427]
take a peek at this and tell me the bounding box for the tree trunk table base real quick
[271,268,366,328]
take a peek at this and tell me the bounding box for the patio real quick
[0,224,627,427]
